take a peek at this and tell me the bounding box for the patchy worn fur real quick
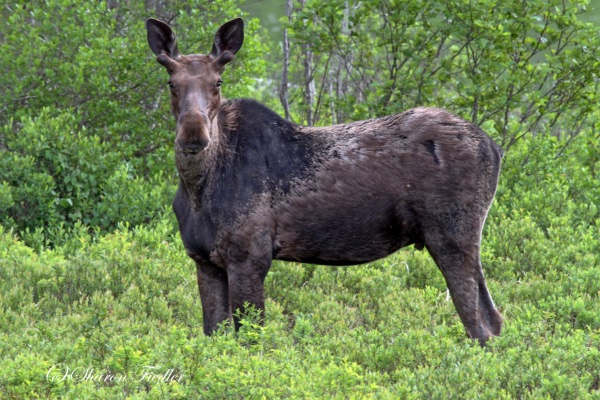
[147,18,504,344]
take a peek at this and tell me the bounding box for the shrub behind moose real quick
[146,17,504,344]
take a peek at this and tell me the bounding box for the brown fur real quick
[146,18,504,344]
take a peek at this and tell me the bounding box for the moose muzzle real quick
[175,110,211,154]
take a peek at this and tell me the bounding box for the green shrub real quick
[1,0,600,398]
[0,110,175,248]
[0,0,268,247]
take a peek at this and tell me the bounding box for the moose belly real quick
[272,191,422,266]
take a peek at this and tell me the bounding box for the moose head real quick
[146,18,244,155]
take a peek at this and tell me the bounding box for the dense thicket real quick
[0,0,268,246]
[1,0,599,246]
[1,0,600,398]
[281,0,600,149]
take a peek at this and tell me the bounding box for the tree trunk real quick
[300,0,315,126]
[280,0,293,121]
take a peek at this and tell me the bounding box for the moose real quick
[146,17,504,344]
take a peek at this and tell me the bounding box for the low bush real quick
[1,129,599,397]
[1,0,599,397]
[0,110,175,249]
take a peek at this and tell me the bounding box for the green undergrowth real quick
[1,227,599,398]
[2,0,600,397]
[1,133,599,398]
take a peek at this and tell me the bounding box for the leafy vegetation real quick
[1,0,600,398]
[282,0,600,150]
[0,0,268,244]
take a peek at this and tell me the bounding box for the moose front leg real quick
[196,261,231,335]
[225,230,273,331]
[227,263,270,331]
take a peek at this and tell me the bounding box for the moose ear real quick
[209,18,244,59]
[146,18,180,59]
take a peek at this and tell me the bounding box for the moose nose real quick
[179,143,204,154]
[175,110,211,154]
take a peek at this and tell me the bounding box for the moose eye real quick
[168,81,175,89]
[216,80,222,88]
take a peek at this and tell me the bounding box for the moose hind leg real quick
[196,262,231,335]
[425,235,502,344]
[476,275,502,338]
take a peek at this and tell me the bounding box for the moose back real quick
[146,17,504,344]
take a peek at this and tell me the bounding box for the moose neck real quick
[175,113,223,210]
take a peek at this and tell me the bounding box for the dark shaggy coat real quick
[147,17,504,344]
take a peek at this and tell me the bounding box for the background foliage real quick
[1,0,600,398]
[0,0,268,245]
[282,0,600,151]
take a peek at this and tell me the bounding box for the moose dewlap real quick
[146,17,504,344]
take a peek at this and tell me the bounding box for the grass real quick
[1,135,599,398]
[1,207,599,398]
